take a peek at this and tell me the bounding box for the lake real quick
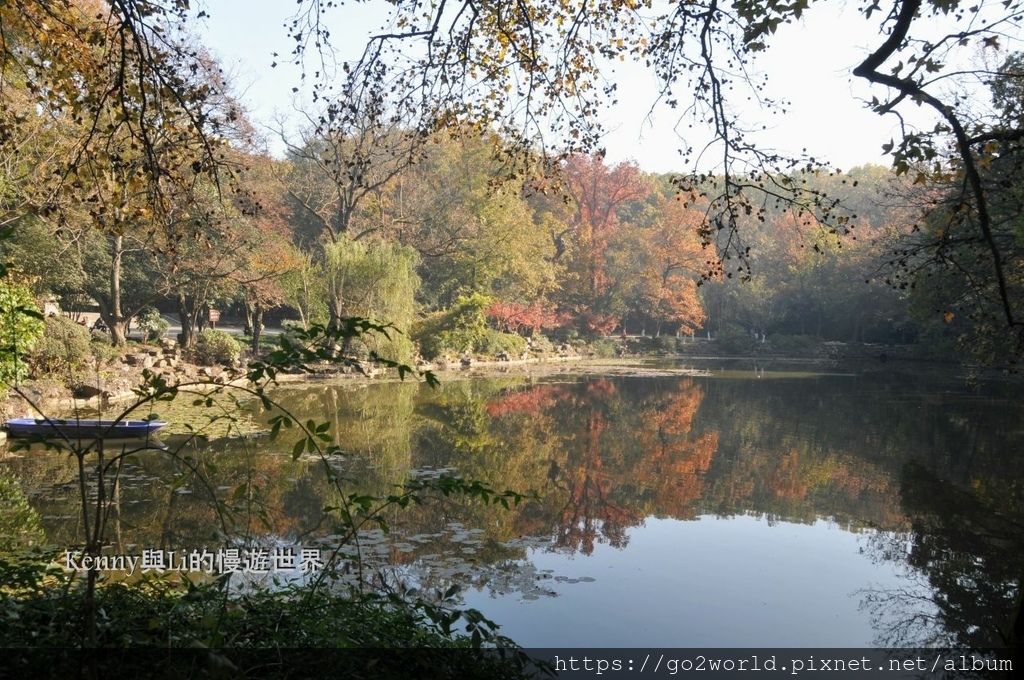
[2,359,1023,649]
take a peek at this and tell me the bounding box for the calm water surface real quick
[3,360,1023,648]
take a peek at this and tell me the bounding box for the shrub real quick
[89,331,123,365]
[590,338,618,358]
[410,313,446,359]
[654,335,678,353]
[526,333,555,354]
[767,333,820,355]
[715,323,758,355]
[193,329,241,365]
[135,307,169,343]
[31,315,92,375]
[477,329,527,358]
[549,327,580,344]
[345,337,372,361]
[412,293,492,359]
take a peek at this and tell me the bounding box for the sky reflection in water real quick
[461,515,919,648]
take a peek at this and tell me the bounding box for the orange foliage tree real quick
[634,193,710,336]
[560,154,651,334]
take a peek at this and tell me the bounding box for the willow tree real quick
[322,236,420,364]
[282,84,425,332]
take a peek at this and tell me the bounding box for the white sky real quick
[196,1,978,173]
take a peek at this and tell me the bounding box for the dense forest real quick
[0,2,1021,375]
[0,2,1003,372]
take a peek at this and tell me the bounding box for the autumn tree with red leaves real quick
[485,300,558,336]
[560,154,651,333]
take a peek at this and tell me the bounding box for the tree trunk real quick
[101,234,129,345]
[176,292,198,348]
[251,304,264,353]
[243,303,255,335]
[328,290,345,332]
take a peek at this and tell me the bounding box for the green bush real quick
[135,307,169,343]
[477,329,527,358]
[632,335,679,353]
[412,293,492,359]
[411,312,446,359]
[549,327,580,344]
[655,335,678,353]
[345,337,371,361]
[527,334,555,354]
[767,333,820,355]
[715,324,758,355]
[0,280,44,387]
[193,329,241,365]
[0,566,529,677]
[31,315,92,375]
[89,332,123,365]
[590,338,618,358]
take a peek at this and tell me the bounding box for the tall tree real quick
[0,1,245,344]
[151,154,288,350]
[230,155,302,353]
[629,193,709,336]
[0,0,234,234]
[291,0,1024,352]
[283,98,422,331]
[560,154,650,333]
[900,51,1024,358]
[393,132,556,310]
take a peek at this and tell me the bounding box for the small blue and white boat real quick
[5,417,168,439]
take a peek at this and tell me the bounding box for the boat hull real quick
[5,418,168,439]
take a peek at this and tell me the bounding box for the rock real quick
[17,386,43,404]
[73,378,108,399]
[124,353,154,368]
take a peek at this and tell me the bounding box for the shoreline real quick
[0,341,1005,429]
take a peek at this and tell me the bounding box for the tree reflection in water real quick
[3,367,1024,648]
[861,461,1024,665]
